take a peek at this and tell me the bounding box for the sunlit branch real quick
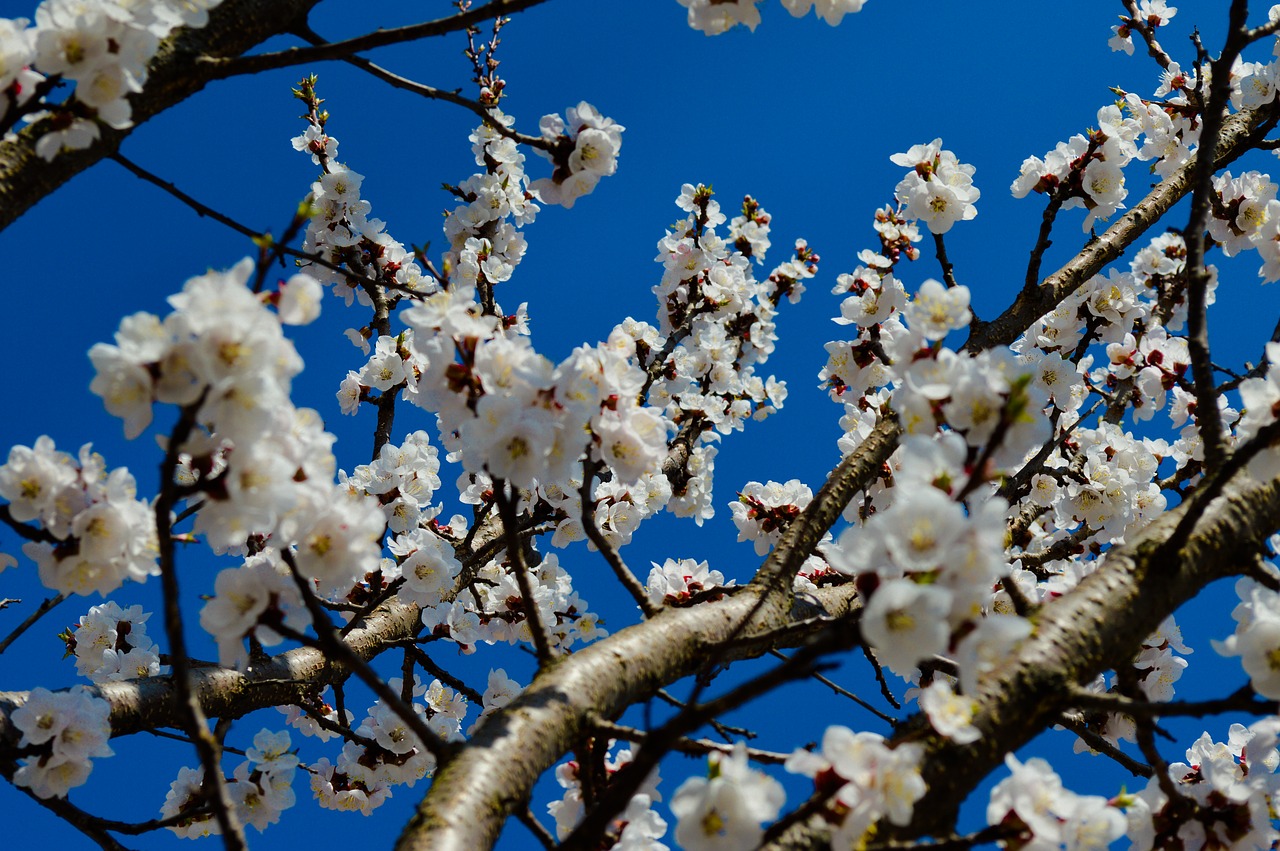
[199,0,554,80]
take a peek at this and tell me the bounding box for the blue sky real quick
[1,0,1279,847]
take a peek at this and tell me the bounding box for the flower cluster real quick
[826,433,1020,680]
[198,550,311,669]
[1109,1,1177,55]
[729,478,812,556]
[645,557,733,608]
[64,600,160,682]
[987,755,1126,850]
[162,728,298,836]
[1126,721,1280,851]
[784,727,926,848]
[292,101,434,307]
[530,102,624,209]
[0,437,158,596]
[1214,574,1280,698]
[646,185,809,521]
[309,676,467,814]
[676,0,866,35]
[548,741,667,848]
[671,743,784,850]
[2,0,223,160]
[421,551,606,654]
[891,140,980,234]
[11,686,113,798]
[89,258,387,599]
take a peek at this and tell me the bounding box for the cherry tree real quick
[4,1,1280,849]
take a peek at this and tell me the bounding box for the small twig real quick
[1024,193,1064,291]
[494,483,555,665]
[591,718,792,765]
[154,395,246,851]
[1067,683,1273,718]
[516,806,556,851]
[578,461,660,617]
[1057,714,1152,778]
[200,0,554,80]
[861,642,902,710]
[769,649,898,727]
[0,592,67,655]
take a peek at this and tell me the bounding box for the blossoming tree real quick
[4,0,1280,849]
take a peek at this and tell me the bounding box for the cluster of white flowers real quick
[89,259,387,602]
[442,110,537,284]
[0,437,158,596]
[646,185,808,522]
[1,0,223,160]
[294,109,435,307]
[987,755,1127,850]
[1126,721,1280,851]
[309,675,467,815]
[65,600,160,682]
[729,478,812,556]
[547,466,672,551]
[198,550,311,669]
[671,743,784,850]
[1214,573,1280,698]
[784,727,926,848]
[340,431,443,535]
[828,444,1019,679]
[1011,100,1142,231]
[891,140,980,235]
[676,0,865,35]
[530,102,623,209]
[548,741,667,848]
[644,557,733,608]
[11,686,113,798]
[1108,0,1177,55]
[421,551,606,654]
[162,728,298,837]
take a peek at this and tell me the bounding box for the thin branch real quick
[769,649,898,727]
[154,396,246,851]
[1067,683,1273,718]
[493,483,555,665]
[1056,714,1152,778]
[577,461,659,617]
[200,0,553,79]
[278,552,454,763]
[591,718,792,765]
[1024,193,1064,291]
[292,25,548,150]
[0,592,67,655]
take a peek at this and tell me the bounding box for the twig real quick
[0,592,67,655]
[769,649,898,727]
[591,718,792,765]
[1056,714,1152,778]
[516,806,556,850]
[200,0,554,79]
[494,483,555,665]
[1024,193,1064,291]
[278,551,454,763]
[861,641,902,710]
[578,461,659,617]
[154,396,246,851]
